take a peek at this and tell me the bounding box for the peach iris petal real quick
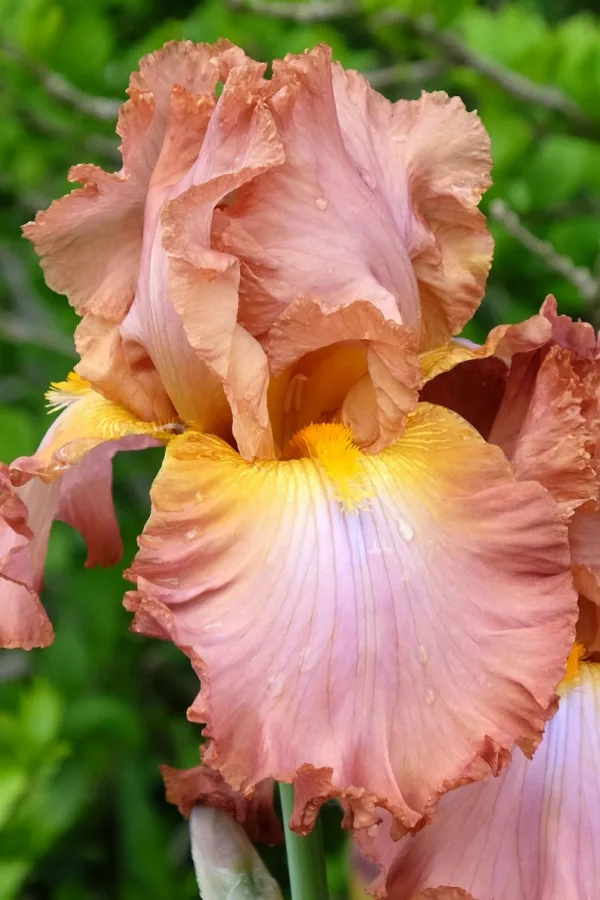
[0,383,171,648]
[10,386,173,486]
[488,346,598,516]
[0,466,57,649]
[74,315,175,423]
[122,58,283,453]
[372,663,600,900]
[268,297,421,450]
[220,46,492,350]
[125,404,576,836]
[570,501,600,605]
[161,763,282,845]
[331,66,493,351]
[220,46,417,337]
[21,39,244,322]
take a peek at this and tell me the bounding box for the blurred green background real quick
[1,0,600,897]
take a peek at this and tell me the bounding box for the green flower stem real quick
[279,783,330,900]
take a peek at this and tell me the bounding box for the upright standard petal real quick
[122,58,283,454]
[220,46,492,349]
[331,67,493,351]
[375,660,600,900]
[21,40,242,322]
[126,404,576,837]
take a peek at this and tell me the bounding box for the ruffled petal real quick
[0,467,57,649]
[1,380,171,648]
[220,45,420,336]
[220,47,492,349]
[74,315,175,424]
[10,377,177,486]
[372,662,600,900]
[126,403,576,837]
[419,316,552,384]
[541,294,599,358]
[570,501,600,605]
[267,297,421,450]
[123,58,282,452]
[488,346,597,516]
[22,162,146,322]
[420,309,600,517]
[331,67,493,351]
[55,434,158,568]
[21,40,242,322]
[162,763,282,845]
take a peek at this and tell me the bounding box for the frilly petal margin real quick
[0,466,57,649]
[331,66,493,352]
[162,763,282,845]
[360,662,600,900]
[1,385,169,648]
[21,39,247,322]
[123,57,283,452]
[125,403,576,838]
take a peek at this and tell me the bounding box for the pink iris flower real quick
[1,41,589,882]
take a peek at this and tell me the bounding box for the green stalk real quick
[279,783,330,900]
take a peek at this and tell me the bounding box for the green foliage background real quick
[1,0,600,897]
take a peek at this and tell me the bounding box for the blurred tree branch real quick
[374,10,600,140]
[226,0,357,21]
[2,44,121,121]
[489,199,600,305]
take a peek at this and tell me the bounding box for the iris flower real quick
[0,39,581,871]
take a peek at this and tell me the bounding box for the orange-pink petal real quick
[0,465,57,649]
[122,57,283,453]
[162,763,282,845]
[220,46,492,350]
[125,404,576,837]
[331,67,493,351]
[268,297,421,450]
[368,662,600,900]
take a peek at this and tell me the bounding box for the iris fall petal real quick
[370,662,600,900]
[126,403,576,836]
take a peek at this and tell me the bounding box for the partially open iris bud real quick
[190,806,282,900]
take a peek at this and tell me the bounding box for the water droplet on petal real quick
[184,528,198,542]
[315,196,329,210]
[194,491,203,502]
[266,673,285,700]
[298,647,318,673]
[418,644,429,665]
[396,517,414,541]
[362,173,376,190]
[424,687,436,706]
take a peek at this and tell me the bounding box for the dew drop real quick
[396,517,414,541]
[424,687,436,706]
[299,647,318,673]
[194,491,203,502]
[417,644,429,665]
[266,673,285,700]
[362,173,376,190]
[315,195,329,211]
[184,528,198,542]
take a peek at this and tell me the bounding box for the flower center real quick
[285,422,373,511]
